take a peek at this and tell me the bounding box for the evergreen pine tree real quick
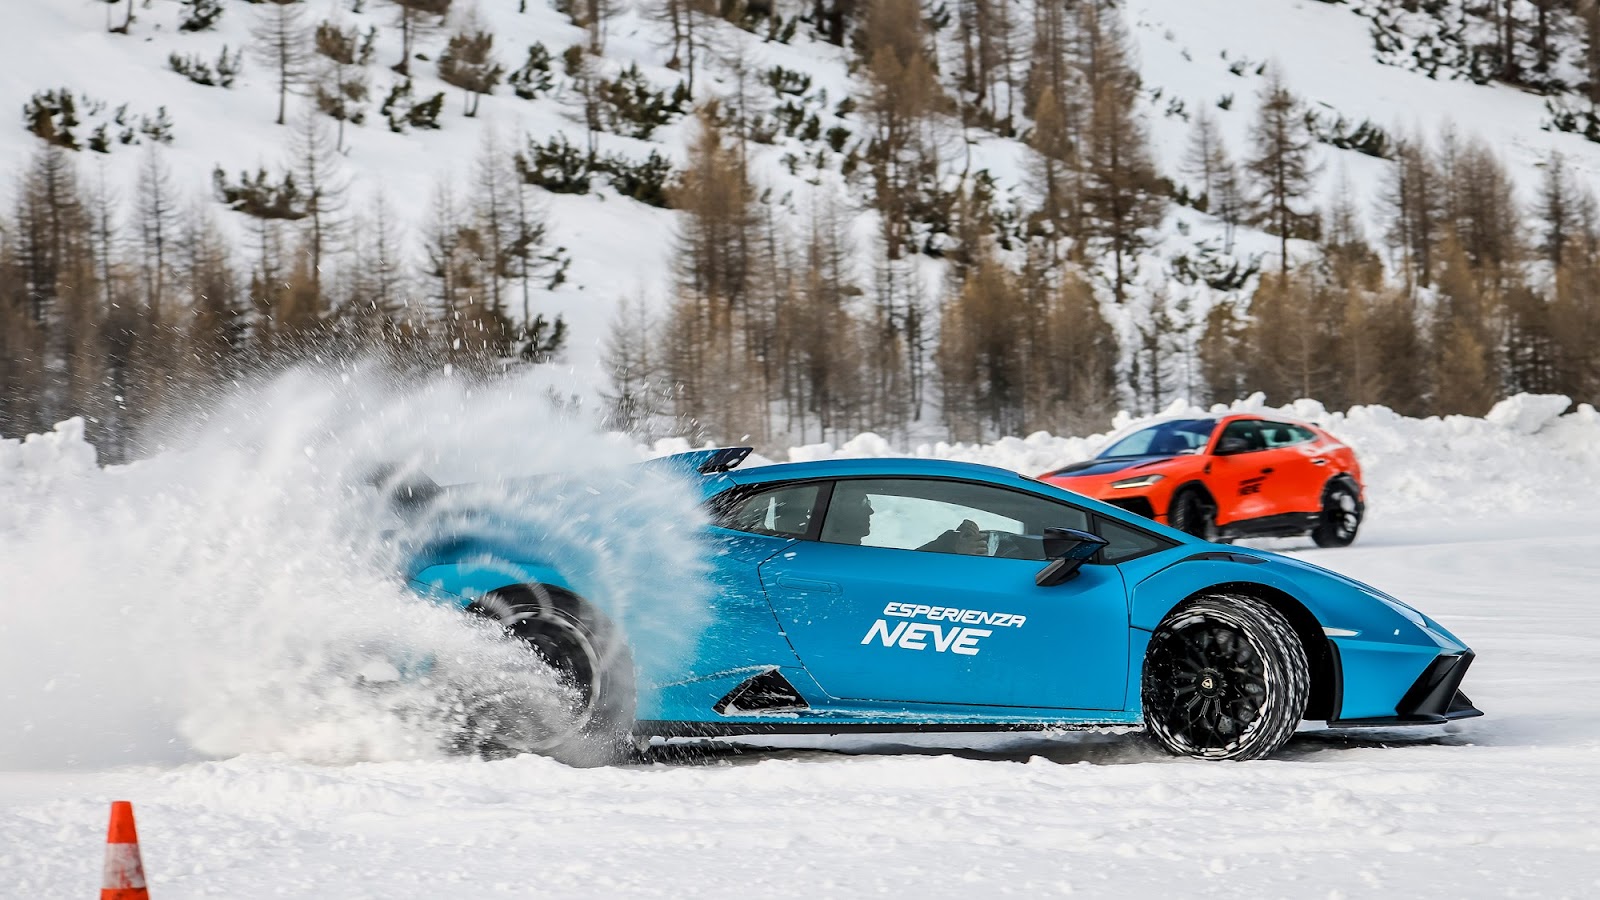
[439,28,505,117]
[251,0,313,126]
[289,113,349,298]
[1078,1,1163,303]
[390,0,452,76]
[180,0,224,32]
[313,21,375,150]
[133,147,180,328]
[1245,67,1320,270]
[601,295,661,435]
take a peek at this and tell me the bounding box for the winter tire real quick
[1168,488,1216,541]
[1311,481,1363,548]
[465,586,636,766]
[1141,593,1309,761]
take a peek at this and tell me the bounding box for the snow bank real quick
[781,394,1600,520]
[0,418,99,529]
[0,366,712,768]
[0,416,98,478]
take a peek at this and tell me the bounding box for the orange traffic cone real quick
[100,801,149,900]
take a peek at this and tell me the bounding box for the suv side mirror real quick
[1214,435,1250,455]
[1036,527,1109,587]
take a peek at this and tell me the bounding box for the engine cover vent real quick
[714,669,808,715]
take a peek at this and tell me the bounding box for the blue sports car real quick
[390,447,1481,763]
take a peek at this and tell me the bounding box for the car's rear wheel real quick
[1168,488,1216,541]
[1311,481,1362,548]
[1141,593,1308,760]
[463,587,636,766]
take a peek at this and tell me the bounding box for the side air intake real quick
[714,669,809,715]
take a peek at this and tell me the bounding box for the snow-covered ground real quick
[3,378,1599,897]
[4,512,1599,897]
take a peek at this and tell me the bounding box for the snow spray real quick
[0,363,711,767]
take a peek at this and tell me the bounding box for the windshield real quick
[1098,419,1216,458]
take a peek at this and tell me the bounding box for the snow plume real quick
[0,365,711,768]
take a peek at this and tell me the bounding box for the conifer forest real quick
[5,0,1600,460]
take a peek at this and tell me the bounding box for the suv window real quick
[1260,421,1315,448]
[1099,419,1216,458]
[714,483,822,538]
[819,478,1089,560]
[1218,419,1266,453]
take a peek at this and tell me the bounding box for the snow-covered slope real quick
[7,0,1600,390]
[6,0,700,362]
[1131,0,1600,204]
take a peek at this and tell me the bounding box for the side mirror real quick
[1036,527,1110,587]
[1214,436,1250,455]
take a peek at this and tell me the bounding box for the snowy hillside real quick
[6,0,703,362]
[1129,0,1600,208]
[8,0,1600,389]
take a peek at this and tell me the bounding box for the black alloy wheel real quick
[1311,482,1362,548]
[464,587,636,766]
[1169,488,1216,541]
[1142,594,1308,760]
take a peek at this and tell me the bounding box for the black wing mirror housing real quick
[1214,436,1249,455]
[1036,527,1110,587]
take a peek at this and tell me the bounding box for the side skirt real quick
[1218,512,1321,540]
[635,720,1145,739]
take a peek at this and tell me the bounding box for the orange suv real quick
[1038,414,1366,547]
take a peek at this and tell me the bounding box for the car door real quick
[1208,419,1281,523]
[1257,420,1326,512]
[757,477,1130,711]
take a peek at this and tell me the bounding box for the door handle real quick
[1260,467,1274,474]
[775,575,840,594]
[1312,458,1329,466]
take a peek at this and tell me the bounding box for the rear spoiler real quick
[649,446,753,475]
[367,447,751,515]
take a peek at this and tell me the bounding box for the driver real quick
[829,491,874,545]
[917,518,988,556]
[829,490,989,557]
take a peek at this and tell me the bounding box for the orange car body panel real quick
[1038,414,1364,529]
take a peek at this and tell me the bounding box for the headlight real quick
[1110,473,1166,489]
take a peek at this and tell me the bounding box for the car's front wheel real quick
[463,587,636,766]
[1141,593,1308,760]
[1168,488,1216,541]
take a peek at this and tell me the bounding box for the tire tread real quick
[1142,592,1309,761]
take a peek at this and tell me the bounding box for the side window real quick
[819,478,1089,560]
[1260,421,1313,448]
[714,483,822,538]
[1097,517,1171,564]
[1218,419,1266,453]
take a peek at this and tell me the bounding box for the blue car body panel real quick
[759,539,1129,709]
[402,451,1478,733]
